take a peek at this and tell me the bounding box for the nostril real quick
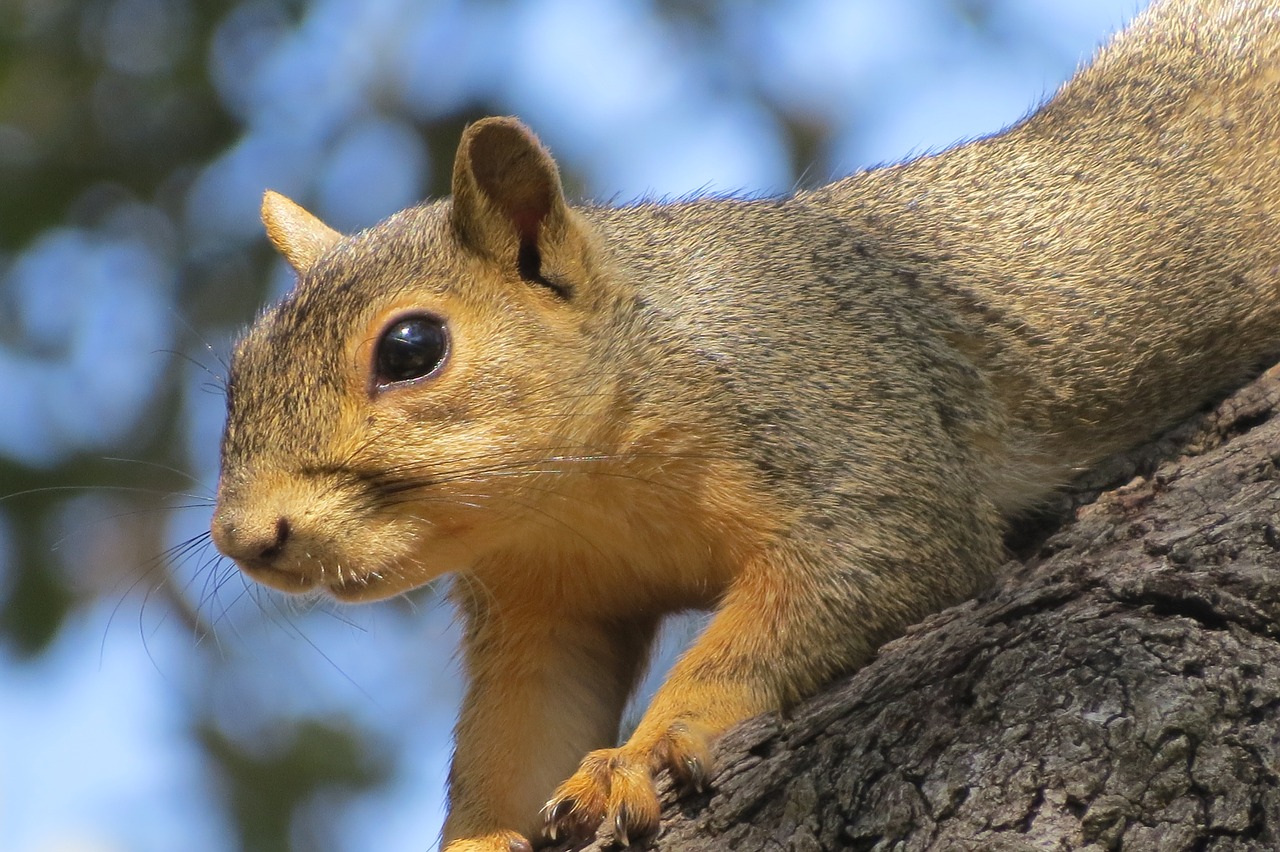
[212,511,293,564]
[259,517,291,560]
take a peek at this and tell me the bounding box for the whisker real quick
[460,489,613,560]
[98,456,215,492]
[261,593,381,707]
[168,308,232,376]
[0,484,204,504]
[50,504,213,554]
[103,529,220,667]
[204,570,256,636]
[373,459,697,506]
[158,347,228,394]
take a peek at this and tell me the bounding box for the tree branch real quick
[554,365,1280,850]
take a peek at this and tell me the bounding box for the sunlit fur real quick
[214,1,1280,848]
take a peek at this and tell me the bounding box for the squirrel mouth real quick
[229,547,400,600]
[325,566,401,602]
[327,576,380,602]
[232,553,407,602]
[235,559,318,594]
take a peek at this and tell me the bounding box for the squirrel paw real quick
[443,831,532,852]
[542,722,713,846]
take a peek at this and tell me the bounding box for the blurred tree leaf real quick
[201,718,392,852]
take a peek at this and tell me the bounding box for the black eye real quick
[374,314,449,386]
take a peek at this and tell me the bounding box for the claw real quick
[542,798,563,842]
[542,797,568,828]
[614,806,630,847]
[684,755,706,792]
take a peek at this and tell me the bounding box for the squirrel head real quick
[211,117,630,602]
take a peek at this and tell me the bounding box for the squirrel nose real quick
[212,513,292,564]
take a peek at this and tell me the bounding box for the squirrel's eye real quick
[373,314,449,386]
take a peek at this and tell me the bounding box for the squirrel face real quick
[211,119,627,602]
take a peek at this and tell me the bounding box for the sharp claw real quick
[543,798,566,842]
[685,757,699,788]
[616,802,636,847]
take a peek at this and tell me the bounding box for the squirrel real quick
[210,0,1280,849]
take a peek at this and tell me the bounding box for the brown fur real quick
[211,1,1280,848]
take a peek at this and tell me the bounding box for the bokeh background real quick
[0,1,1148,850]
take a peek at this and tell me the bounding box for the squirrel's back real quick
[807,0,1280,508]
[584,199,1004,548]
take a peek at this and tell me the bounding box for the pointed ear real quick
[450,117,569,264]
[261,191,342,274]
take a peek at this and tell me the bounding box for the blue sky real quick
[0,1,1149,850]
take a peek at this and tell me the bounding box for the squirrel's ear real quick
[261,191,342,274]
[450,117,569,262]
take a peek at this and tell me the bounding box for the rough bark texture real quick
[555,366,1280,852]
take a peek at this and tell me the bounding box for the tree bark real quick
[554,365,1280,851]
